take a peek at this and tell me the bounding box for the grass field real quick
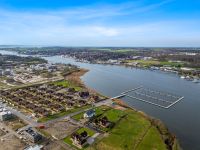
[101,108,126,123]
[54,80,82,91]
[137,127,167,150]
[89,109,167,150]
[72,111,85,120]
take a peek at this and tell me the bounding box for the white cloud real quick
[0,1,200,46]
[92,27,119,37]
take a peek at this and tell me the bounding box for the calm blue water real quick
[1,50,200,150]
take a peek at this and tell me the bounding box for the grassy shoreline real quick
[112,99,181,150]
[75,69,181,150]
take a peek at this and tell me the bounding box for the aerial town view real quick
[0,0,200,150]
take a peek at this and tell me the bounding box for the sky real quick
[0,0,200,47]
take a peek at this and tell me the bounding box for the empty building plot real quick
[124,87,184,109]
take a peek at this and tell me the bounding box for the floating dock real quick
[111,86,184,109]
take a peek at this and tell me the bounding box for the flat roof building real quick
[0,110,13,121]
[23,127,42,143]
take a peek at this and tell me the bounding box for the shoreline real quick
[70,68,181,150]
[63,54,199,83]
[65,68,109,98]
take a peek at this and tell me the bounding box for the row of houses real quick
[0,83,100,118]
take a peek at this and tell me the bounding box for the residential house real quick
[71,131,88,149]
[84,109,95,119]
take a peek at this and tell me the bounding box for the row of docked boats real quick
[180,76,200,83]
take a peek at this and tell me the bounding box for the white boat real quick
[180,76,185,79]
[193,79,199,83]
[186,76,193,81]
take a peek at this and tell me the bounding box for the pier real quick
[111,86,184,109]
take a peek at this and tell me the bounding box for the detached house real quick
[71,131,88,148]
[83,109,95,119]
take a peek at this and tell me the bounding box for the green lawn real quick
[90,109,166,150]
[72,112,85,120]
[53,80,82,91]
[77,127,95,136]
[63,127,95,150]
[63,136,74,149]
[38,105,92,122]
[95,105,111,116]
[54,80,70,87]
[102,108,126,123]
[137,127,167,150]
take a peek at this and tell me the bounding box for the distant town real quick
[3,47,200,82]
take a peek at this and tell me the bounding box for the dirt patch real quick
[44,120,78,140]
[4,116,27,131]
[113,105,127,111]
[43,140,72,150]
[0,129,6,137]
[0,134,26,150]
[112,99,131,109]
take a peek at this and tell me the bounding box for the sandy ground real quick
[65,69,88,87]
[43,140,73,150]
[4,117,27,131]
[65,69,99,94]
[0,129,6,136]
[0,134,26,150]
[45,120,78,140]
[113,105,127,111]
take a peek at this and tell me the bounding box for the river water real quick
[1,50,200,150]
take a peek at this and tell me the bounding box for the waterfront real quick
[1,50,200,150]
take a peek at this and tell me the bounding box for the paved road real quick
[0,97,116,149]
[1,103,38,126]
[44,98,114,126]
[1,95,116,130]
[3,77,64,91]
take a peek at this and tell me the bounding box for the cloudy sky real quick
[0,0,200,47]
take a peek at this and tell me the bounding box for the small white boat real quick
[193,79,199,83]
[180,76,185,79]
[185,76,193,81]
